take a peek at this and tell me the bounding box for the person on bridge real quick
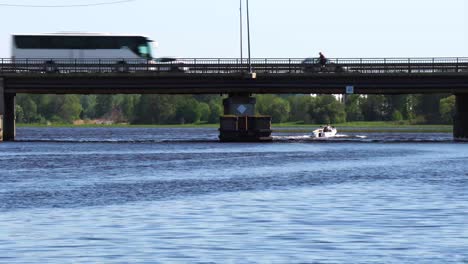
[319,52,327,67]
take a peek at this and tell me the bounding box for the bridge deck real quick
[1,58,468,94]
[3,72,468,94]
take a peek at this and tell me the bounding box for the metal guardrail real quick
[1,58,468,74]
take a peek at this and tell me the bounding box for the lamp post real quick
[246,0,252,73]
[240,0,243,64]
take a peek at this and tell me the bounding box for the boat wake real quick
[273,134,367,142]
[272,133,456,143]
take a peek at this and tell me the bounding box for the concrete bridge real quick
[1,57,468,141]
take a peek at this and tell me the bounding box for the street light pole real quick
[240,0,243,64]
[246,0,252,73]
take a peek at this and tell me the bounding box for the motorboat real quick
[312,125,337,138]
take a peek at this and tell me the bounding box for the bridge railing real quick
[1,58,468,74]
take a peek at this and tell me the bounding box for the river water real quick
[1,128,467,263]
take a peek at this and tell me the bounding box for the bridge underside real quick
[3,73,468,94]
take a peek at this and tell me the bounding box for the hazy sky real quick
[0,0,466,58]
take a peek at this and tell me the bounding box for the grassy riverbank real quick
[17,121,453,133]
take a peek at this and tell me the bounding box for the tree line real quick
[15,94,456,125]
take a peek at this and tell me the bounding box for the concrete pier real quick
[454,94,468,141]
[0,78,3,141]
[0,78,15,142]
[223,95,256,116]
[3,93,16,141]
[219,94,272,142]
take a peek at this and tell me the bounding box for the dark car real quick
[152,57,189,72]
[301,57,345,73]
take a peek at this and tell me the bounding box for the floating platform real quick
[219,116,272,142]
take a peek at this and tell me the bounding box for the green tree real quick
[440,95,455,124]
[36,95,64,122]
[198,102,211,122]
[133,95,177,124]
[80,95,97,119]
[15,105,24,123]
[30,95,53,120]
[310,95,346,124]
[175,97,201,124]
[270,97,291,123]
[345,95,364,122]
[384,95,410,120]
[120,95,140,121]
[413,94,448,124]
[391,110,403,122]
[287,95,313,123]
[256,95,291,123]
[255,95,274,115]
[95,95,113,118]
[208,100,223,123]
[16,95,39,123]
[58,95,83,123]
[360,95,387,121]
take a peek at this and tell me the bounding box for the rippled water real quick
[1,128,467,263]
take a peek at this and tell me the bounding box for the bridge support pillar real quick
[454,94,468,141]
[223,95,256,116]
[219,94,272,142]
[0,78,3,142]
[3,93,16,142]
[0,79,15,142]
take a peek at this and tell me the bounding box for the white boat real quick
[312,125,337,138]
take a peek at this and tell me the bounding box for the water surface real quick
[1,127,467,263]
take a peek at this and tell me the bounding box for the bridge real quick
[1,57,468,141]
